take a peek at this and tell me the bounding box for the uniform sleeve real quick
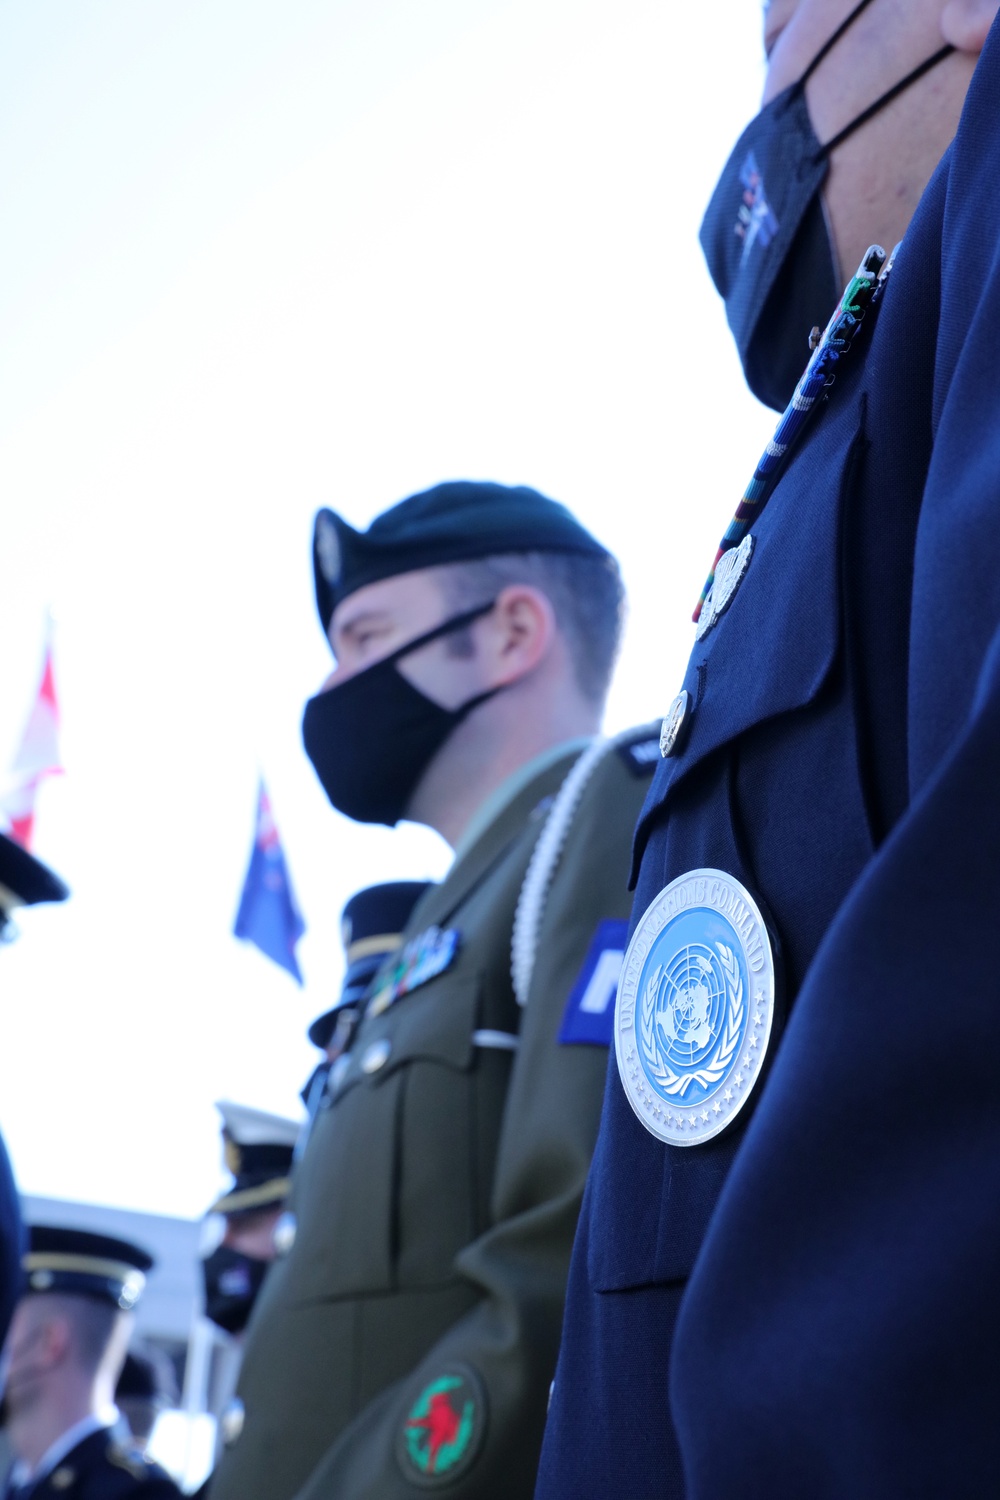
[0,1130,23,1348]
[293,748,652,1500]
[669,49,1000,1489]
[671,622,1000,1495]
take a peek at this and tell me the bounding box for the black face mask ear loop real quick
[380,599,498,672]
[811,44,956,163]
[796,0,879,90]
[794,0,955,166]
[381,598,504,718]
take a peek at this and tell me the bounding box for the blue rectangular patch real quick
[557,918,628,1046]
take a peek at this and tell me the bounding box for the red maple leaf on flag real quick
[1,642,63,849]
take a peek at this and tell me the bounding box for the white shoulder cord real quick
[511,731,633,1007]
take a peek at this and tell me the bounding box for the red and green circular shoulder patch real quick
[395,1364,487,1487]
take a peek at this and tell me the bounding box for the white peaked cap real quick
[215,1099,302,1149]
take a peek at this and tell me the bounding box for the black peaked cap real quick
[25,1226,154,1310]
[0,834,69,914]
[312,480,613,631]
[307,880,432,1049]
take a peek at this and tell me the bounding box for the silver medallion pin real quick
[695,533,755,641]
[660,690,691,758]
[614,868,775,1146]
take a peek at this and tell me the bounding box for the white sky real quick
[0,0,775,1219]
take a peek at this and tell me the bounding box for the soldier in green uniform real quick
[1,1227,181,1498]
[209,481,659,1500]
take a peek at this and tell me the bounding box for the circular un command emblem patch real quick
[396,1364,487,1488]
[615,868,776,1146]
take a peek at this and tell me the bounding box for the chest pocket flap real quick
[334,975,482,1100]
[290,979,484,1301]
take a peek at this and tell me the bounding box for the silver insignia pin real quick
[695,532,755,641]
[660,690,691,758]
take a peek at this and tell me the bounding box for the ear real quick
[941,0,998,52]
[484,585,556,687]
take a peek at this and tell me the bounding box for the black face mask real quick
[302,601,499,827]
[700,0,953,411]
[201,1247,270,1335]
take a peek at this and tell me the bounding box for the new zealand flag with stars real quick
[233,780,306,984]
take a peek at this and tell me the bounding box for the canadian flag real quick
[1,644,63,849]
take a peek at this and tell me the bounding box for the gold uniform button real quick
[362,1038,392,1074]
[659,690,691,758]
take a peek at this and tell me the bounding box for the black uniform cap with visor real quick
[23,1226,154,1311]
[307,881,432,1050]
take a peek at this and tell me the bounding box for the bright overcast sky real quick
[0,0,775,1219]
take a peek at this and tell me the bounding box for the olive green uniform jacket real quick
[211,728,659,1500]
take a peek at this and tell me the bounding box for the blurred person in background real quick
[209,480,661,1500]
[298,882,432,1126]
[0,835,69,1356]
[0,1227,180,1498]
[113,1348,176,1457]
[199,1103,299,1341]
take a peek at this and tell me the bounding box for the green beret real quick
[312,480,612,630]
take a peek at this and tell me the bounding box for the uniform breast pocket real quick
[288,1065,406,1300]
[597,402,874,1295]
[388,977,512,1286]
[290,977,493,1301]
[587,1050,744,1292]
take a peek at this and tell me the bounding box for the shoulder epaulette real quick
[615,726,661,777]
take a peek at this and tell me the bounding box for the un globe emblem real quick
[655,945,727,1066]
[614,869,776,1145]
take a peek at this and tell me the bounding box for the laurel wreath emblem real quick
[639,944,744,1098]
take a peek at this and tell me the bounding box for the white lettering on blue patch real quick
[558,919,629,1046]
[579,949,625,1014]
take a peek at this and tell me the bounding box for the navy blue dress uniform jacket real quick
[536,21,1000,1500]
[0,1132,23,1348]
[3,1429,181,1498]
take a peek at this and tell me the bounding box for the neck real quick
[9,1375,109,1473]
[406,682,601,848]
